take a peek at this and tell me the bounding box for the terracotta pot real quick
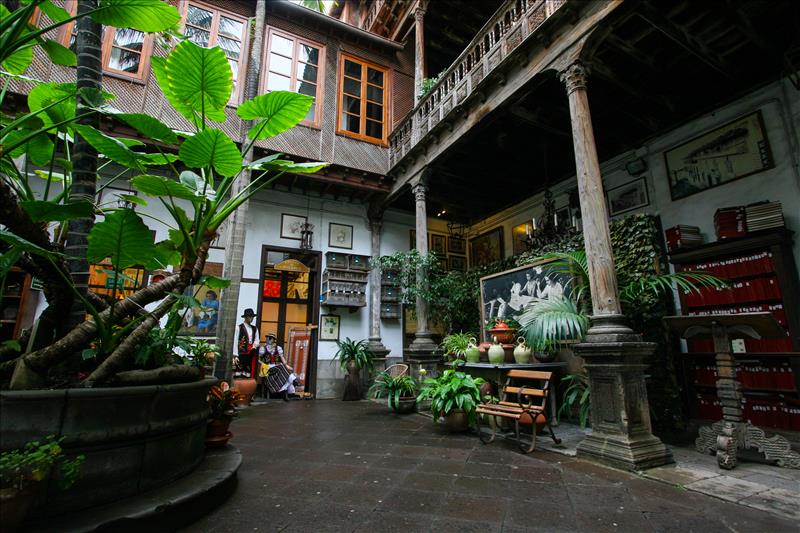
[488,326,517,344]
[443,409,469,432]
[207,416,232,438]
[392,396,417,414]
[0,484,40,533]
[343,360,361,401]
[234,377,257,406]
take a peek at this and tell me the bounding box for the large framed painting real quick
[479,259,573,342]
[665,110,774,200]
[470,227,504,267]
[607,177,649,216]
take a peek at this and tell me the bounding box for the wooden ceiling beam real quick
[637,3,733,79]
[590,61,676,113]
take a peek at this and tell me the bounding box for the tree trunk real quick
[111,365,203,386]
[65,0,102,329]
[215,0,266,383]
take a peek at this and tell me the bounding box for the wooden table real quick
[461,362,567,424]
[664,312,800,470]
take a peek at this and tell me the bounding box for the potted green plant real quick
[0,437,84,531]
[332,338,374,401]
[417,366,486,432]
[557,373,591,428]
[440,332,474,361]
[206,382,239,448]
[370,371,418,414]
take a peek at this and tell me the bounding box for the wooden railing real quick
[361,0,385,32]
[388,0,566,169]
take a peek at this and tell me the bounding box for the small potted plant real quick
[440,332,474,362]
[0,436,84,531]
[370,371,418,414]
[206,382,239,448]
[332,338,374,401]
[486,317,521,344]
[417,366,486,432]
[189,339,220,376]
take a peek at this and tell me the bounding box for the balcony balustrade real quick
[388,0,566,169]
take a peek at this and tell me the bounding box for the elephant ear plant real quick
[0,1,328,390]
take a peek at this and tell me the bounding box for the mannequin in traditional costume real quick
[233,308,260,379]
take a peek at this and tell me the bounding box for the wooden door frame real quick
[258,244,322,396]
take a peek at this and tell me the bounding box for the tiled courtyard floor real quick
[185,400,798,532]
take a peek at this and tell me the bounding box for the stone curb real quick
[26,446,242,533]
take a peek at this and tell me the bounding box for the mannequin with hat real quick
[233,308,260,379]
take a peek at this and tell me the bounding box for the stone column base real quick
[405,332,440,362]
[574,315,673,471]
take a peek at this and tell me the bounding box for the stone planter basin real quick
[0,377,215,517]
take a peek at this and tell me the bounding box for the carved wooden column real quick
[561,61,672,471]
[413,0,427,103]
[367,204,390,362]
[406,170,438,360]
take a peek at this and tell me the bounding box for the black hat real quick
[241,308,256,318]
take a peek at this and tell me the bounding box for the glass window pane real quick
[285,303,308,322]
[113,28,144,50]
[367,84,383,103]
[305,103,316,123]
[367,68,384,86]
[108,47,141,73]
[269,53,292,76]
[218,35,241,60]
[218,16,243,39]
[297,63,317,83]
[271,34,293,56]
[267,72,291,91]
[366,119,382,139]
[261,302,280,321]
[343,94,360,114]
[341,113,359,133]
[367,102,383,121]
[298,44,318,65]
[297,80,316,97]
[187,5,213,29]
[343,77,360,96]
[229,59,239,94]
[344,59,361,78]
[186,26,210,46]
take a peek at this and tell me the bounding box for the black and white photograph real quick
[479,259,571,342]
[328,222,354,249]
[607,177,650,216]
[281,214,307,240]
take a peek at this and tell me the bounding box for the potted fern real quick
[369,371,417,414]
[440,332,474,362]
[332,338,374,401]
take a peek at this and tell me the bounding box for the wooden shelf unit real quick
[669,228,800,431]
[320,252,369,308]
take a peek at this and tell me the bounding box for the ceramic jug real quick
[465,337,481,363]
[487,336,505,364]
[513,336,532,364]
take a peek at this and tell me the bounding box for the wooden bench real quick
[475,370,561,453]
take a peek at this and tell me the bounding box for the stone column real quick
[367,204,390,362]
[413,0,427,103]
[561,61,672,471]
[406,170,438,361]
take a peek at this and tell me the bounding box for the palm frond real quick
[528,251,589,303]
[620,271,729,303]
[518,298,589,350]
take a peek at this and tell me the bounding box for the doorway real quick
[258,246,321,395]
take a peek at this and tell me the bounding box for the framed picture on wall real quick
[329,223,353,249]
[449,255,466,272]
[470,226,504,267]
[664,110,774,200]
[448,236,466,255]
[607,177,650,216]
[281,214,307,240]
[319,314,340,341]
[430,234,446,256]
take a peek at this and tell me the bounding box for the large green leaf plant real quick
[1,1,327,389]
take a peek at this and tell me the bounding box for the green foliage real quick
[208,384,239,419]
[440,332,474,359]
[237,91,314,140]
[417,367,486,426]
[518,298,589,352]
[332,338,374,371]
[86,209,156,271]
[557,373,590,428]
[0,436,85,491]
[163,41,231,125]
[419,71,444,98]
[369,371,417,409]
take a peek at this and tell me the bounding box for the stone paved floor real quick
[184,401,798,532]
